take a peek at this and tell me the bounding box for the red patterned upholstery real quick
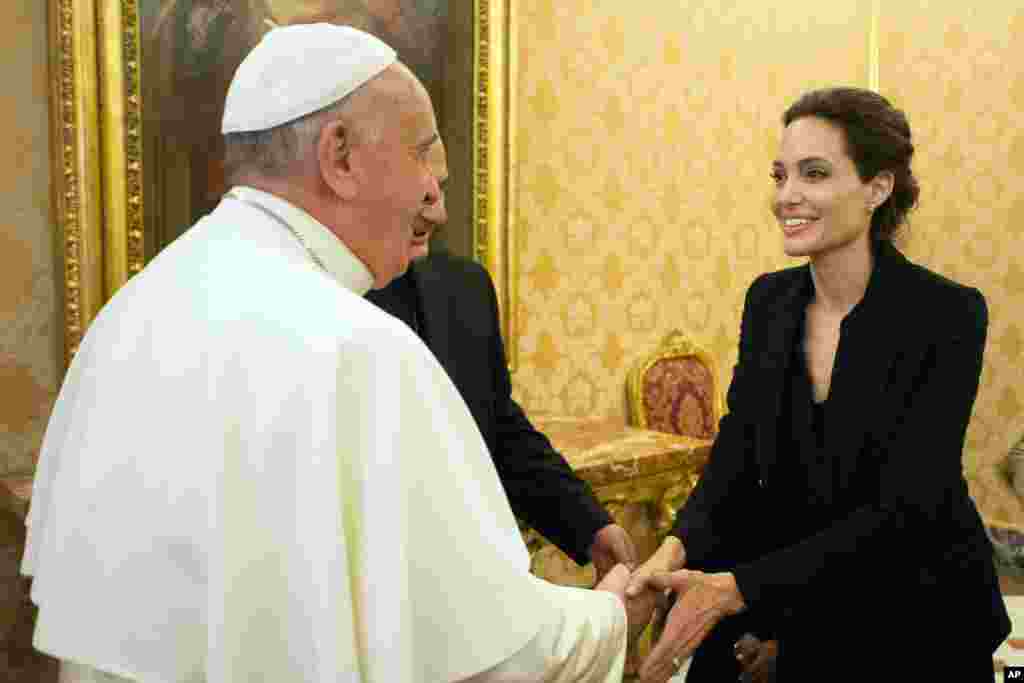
[641,357,716,438]
[628,330,721,439]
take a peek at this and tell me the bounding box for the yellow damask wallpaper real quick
[0,1,60,477]
[509,1,1023,470]
[2,3,1020,478]
[880,4,1024,468]
[511,0,870,412]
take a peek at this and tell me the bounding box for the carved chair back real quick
[627,329,722,439]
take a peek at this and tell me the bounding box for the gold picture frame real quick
[49,0,105,368]
[472,0,518,370]
[50,0,519,370]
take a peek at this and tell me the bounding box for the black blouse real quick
[772,312,840,547]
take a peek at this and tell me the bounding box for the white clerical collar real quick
[227,185,375,295]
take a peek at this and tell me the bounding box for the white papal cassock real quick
[23,187,627,682]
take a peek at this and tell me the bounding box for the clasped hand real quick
[595,539,746,683]
[593,564,661,646]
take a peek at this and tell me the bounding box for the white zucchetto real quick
[221,23,397,134]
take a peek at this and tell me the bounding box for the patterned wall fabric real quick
[879,4,1024,469]
[1,3,1021,477]
[511,0,869,413]
[0,1,59,477]
[510,1,1023,471]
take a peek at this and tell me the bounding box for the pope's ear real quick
[317,119,358,201]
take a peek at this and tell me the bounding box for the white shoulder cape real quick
[24,198,560,682]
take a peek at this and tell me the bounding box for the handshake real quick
[591,532,766,682]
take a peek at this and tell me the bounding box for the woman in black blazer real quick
[628,87,1010,682]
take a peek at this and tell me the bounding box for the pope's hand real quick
[593,562,630,598]
[590,524,637,583]
[638,570,746,683]
[624,581,659,644]
[594,564,659,645]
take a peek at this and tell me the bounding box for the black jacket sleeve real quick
[481,270,612,565]
[670,278,763,570]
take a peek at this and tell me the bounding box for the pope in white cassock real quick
[23,23,648,683]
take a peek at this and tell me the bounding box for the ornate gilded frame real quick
[473,0,518,370]
[50,0,105,367]
[52,0,519,370]
[626,329,726,434]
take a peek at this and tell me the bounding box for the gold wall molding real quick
[474,0,519,370]
[97,0,145,295]
[51,0,104,367]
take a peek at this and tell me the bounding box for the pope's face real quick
[352,67,443,287]
[409,138,448,261]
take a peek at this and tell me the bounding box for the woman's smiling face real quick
[771,116,876,259]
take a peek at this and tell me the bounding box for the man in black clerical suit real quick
[365,147,635,578]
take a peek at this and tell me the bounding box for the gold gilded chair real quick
[627,329,723,440]
[522,331,720,677]
[623,330,723,674]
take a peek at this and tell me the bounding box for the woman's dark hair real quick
[783,87,919,243]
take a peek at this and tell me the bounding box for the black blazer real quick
[672,241,1010,654]
[367,251,611,564]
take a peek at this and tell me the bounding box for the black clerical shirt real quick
[367,270,424,338]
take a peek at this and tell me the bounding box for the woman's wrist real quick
[626,536,686,597]
[713,572,746,615]
[657,535,686,572]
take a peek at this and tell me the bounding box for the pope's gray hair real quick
[222,86,381,183]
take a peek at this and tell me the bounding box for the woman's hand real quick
[637,570,746,682]
[625,536,686,599]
